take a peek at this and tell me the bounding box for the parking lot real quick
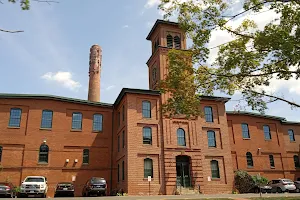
[0,193,300,200]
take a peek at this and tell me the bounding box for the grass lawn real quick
[250,198,300,200]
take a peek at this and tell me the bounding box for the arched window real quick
[117,164,120,182]
[177,128,186,146]
[269,155,275,168]
[72,112,82,130]
[93,114,103,132]
[0,146,2,162]
[207,130,216,147]
[41,110,53,129]
[294,155,300,168]
[142,101,151,118]
[39,144,49,163]
[241,123,250,139]
[246,152,253,168]
[144,158,153,178]
[204,106,213,122]
[167,35,173,48]
[174,36,181,49]
[122,161,125,180]
[263,125,271,140]
[143,127,152,145]
[288,129,295,142]
[83,149,89,164]
[152,67,157,82]
[9,108,22,127]
[211,160,220,178]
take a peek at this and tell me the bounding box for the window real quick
[8,108,22,127]
[288,129,295,142]
[294,155,300,168]
[207,130,216,147]
[117,164,120,182]
[241,123,250,139]
[143,127,152,145]
[122,161,125,180]
[118,135,120,152]
[39,144,49,163]
[263,125,271,140]
[122,131,125,148]
[246,152,253,168]
[211,160,220,178]
[72,112,82,130]
[83,149,89,164]
[204,106,213,122]
[144,158,153,178]
[167,34,173,48]
[177,128,186,146]
[0,146,2,162]
[93,114,103,132]
[122,105,125,122]
[174,36,181,49]
[118,112,120,127]
[269,155,275,168]
[41,110,53,129]
[142,101,151,118]
[152,67,157,82]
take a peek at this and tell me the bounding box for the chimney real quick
[88,44,102,102]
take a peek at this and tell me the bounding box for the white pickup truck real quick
[19,176,48,198]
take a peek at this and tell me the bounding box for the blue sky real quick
[0,0,299,121]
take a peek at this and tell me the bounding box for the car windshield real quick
[25,178,44,182]
[91,178,106,184]
[282,179,293,183]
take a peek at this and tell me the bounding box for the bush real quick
[234,170,255,193]
[252,174,268,185]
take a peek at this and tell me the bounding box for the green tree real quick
[1,0,58,33]
[158,0,300,116]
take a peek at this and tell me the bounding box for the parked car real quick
[54,182,75,197]
[294,181,300,193]
[269,179,296,193]
[250,184,272,193]
[19,176,48,198]
[82,177,107,197]
[0,182,16,198]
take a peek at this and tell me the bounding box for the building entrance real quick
[176,156,191,187]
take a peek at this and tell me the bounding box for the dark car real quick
[250,184,272,193]
[82,177,107,197]
[0,182,15,198]
[54,182,75,197]
[294,181,300,193]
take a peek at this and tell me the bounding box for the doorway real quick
[176,156,191,187]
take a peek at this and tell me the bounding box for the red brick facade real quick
[0,20,299,197]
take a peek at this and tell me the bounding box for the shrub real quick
[252,174,268,185]
[234,170,255,193]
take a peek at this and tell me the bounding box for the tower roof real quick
[146,19,179,40]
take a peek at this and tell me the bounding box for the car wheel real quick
[277,187,282,193]
[296,188,300,193]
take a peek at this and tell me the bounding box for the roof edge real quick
[0,93,113,107]
[146,19,179,40]
[226,111,288,122]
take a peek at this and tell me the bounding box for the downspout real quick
[110,108,115,195]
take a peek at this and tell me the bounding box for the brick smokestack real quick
[88,44,102,102]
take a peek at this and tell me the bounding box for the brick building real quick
[0,20,299,197]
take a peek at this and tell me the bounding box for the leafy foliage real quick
[158,0,300,115]
[8,0,30,10]
[234,170,255,193]
[252,174,269,185]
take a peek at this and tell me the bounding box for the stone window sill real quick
[243,138,251,140]
[211,178,221,181]
[71,129,82,132]
[7,126,20,129]
[92,130,103,133]
[40,128,52,131]
[38,162,48,165]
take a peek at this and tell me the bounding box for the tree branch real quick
[224,27,255,39]
[249,90,300,107]
[0,28,24,33]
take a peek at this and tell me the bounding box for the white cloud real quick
[122,25,129,28]
[41,71,81,91]
[144,0,160,9]
[105,85,116,91]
